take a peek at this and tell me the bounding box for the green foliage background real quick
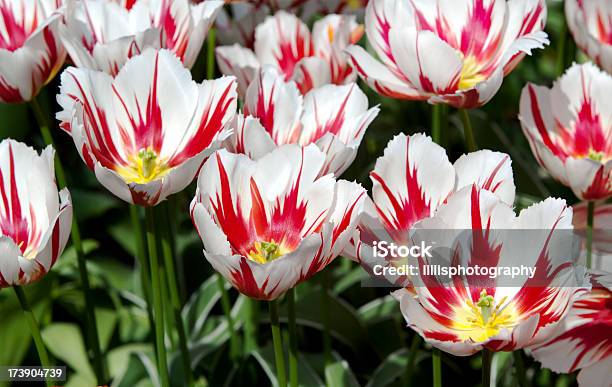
[0,1,587,386]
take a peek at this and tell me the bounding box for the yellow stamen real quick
[587,149,605,162]
[115,147,171,184]
[459,56,487,90]
[452,290,518,343]
[248,240,291,264]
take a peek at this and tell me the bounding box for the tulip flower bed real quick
[0,1,610,387]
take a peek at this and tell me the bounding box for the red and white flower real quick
[519,62,612,201]
[56,48,236,206]
[565,0,612,74]
[60,0,222,75]
[216,10,363,95]
[190,144,366,300]
[393,187,590,355]
[346,0,548,108]
[0,140,72,287]
[531,272,611,387]
[225,66,379,177]
[345,133,515,281]
[0,0,66,103]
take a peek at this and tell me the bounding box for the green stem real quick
[217,274,241,360]
[405,335,420,386]
[482,349,493,387]
[144,207,170,387]
[207,28,216,79]
[30,96,106,384]
[586,201,595,269]
[459,109,477,152]
[243,298,259,353]
[321,270,332,366]
[287,289,298,387]
[432,349,442,387]
[130,205,154,332]
[269,299,287,387]
[513,350,529,387]
[13,286,52,387]
[159,207,194,386]
[431,104,442,144]
[556,20,576,77]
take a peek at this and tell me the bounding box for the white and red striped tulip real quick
[190,144,366,300]
[345,133,515,278]
[225,66,379,177]
[216,10,362,95]
[393,187,590,355]
[60,0,222,75]
[566,0,612,74]
[56,48,237,206]
[0,140,72,287]
[346,0,548,108]
[0,0,66,103]
[519,63,612,201]
[531,272,611,387]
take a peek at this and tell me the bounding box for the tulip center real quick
[247,240,291,264]
[587,149,607,162]
[116,148,170,184]
[452,290,518,343]
[459,56,487,90]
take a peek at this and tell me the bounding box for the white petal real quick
[454,150,515,205]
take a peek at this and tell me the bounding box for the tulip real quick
[531,273,611,387]
[190,144,366,300]
[216,10,363,95]
[226,66,379,177]
[0,139,72,386]
[0,0,66,103]
[0,139,72,287]
[346,0,548,109]
[565,0,612,74]
[60,0,223,75]
[392,187,590,356]
[519,62,612,201]
[345,133,515,285]
[57,48,237,206]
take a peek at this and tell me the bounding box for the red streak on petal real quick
[527,84,566,159]
[371,136,431,242]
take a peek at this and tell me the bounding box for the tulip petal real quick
[244,66,303,145]
[216,44,260,96]
[346,45,423,100]
[454,150,515,205]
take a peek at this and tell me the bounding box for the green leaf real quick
[332,266,367,295]
[95,308,118,352]
[365,348,428,387]
[107,344,152,380]
[325,360,360,387]
[114,351,158,387]
[182,275,224,339]
[41,323,95,380]
[107,216,137,256]
[71,189,120,221]
[358,296,399,325]
[0,279,54,387]
[292,289,370,353]
[250,344,323,387]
